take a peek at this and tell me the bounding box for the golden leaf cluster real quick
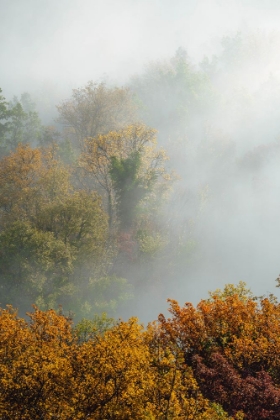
[0,306,226,419]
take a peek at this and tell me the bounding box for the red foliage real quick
[158,293,280,418]
[193,352,280,419]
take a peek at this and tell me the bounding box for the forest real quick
[2,26,280,418]
[1,32,280,319]
[1,283,280,419]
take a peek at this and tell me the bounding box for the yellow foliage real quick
[0,306,226,419]
[80,123,174,228]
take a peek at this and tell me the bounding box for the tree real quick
[194,353,280,420]
[0,306,74,419]
[0,221,73,309]
[0,144,112,313]
[35,191,108,261]
[0,88,12,151]
[80,123,171,230]
[109,151,155,229]
[157,284,280,418]
[0,90,43,154]
[130,48,215,137]
[57,81,138,150]
[0,144,42,225]
[0,306,232,419]
[18,92,43,146]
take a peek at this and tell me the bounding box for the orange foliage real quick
[158,288,280,418]
[6,283,280,418]
[0,306,224,419]
[159,293,280,373]
[0,306,73,418]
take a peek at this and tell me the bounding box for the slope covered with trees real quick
[1,30,280,319]
[0,84,174,318]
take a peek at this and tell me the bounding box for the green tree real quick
[35,191,108,264]
[7,93,43,149]
[0,221,73,308]
[80,124,171,230]
[0,89,44,154]
[130,48,214,136]
[110,151,155,229]
[0,88,12,153]
[0,145,117,314]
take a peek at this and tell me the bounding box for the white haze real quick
[2,0,280,95]
[2,0,280,320]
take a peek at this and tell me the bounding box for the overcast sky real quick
[2,0,280,98]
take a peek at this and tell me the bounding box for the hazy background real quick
[2,0,280,96]
[2,0,280,320]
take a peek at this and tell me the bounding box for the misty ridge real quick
[1,29,280,322]
[2,0,280,324]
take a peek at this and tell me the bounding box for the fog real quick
[2,0,280,321]
[2,0,280,94]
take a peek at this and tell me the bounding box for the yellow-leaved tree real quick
[80,123,172,230]
[0,305,232,419]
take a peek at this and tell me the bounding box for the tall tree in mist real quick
[0,89,44,155]
[80,123,171,230]
[57,81,138,151]
[0,89,11,151]
[109,151,153,230]
[130,48,215,138]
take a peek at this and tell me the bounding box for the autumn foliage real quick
[2,77,280,419]
[2,284,280,418]
[0,304,225,420]
[157,284,280,419]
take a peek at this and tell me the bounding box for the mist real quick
[2,0,280,93]
[2,0,280,322]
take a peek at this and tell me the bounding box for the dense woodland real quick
[2,32,280,318]
[1,283,280,418]
[2,30,280,417]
